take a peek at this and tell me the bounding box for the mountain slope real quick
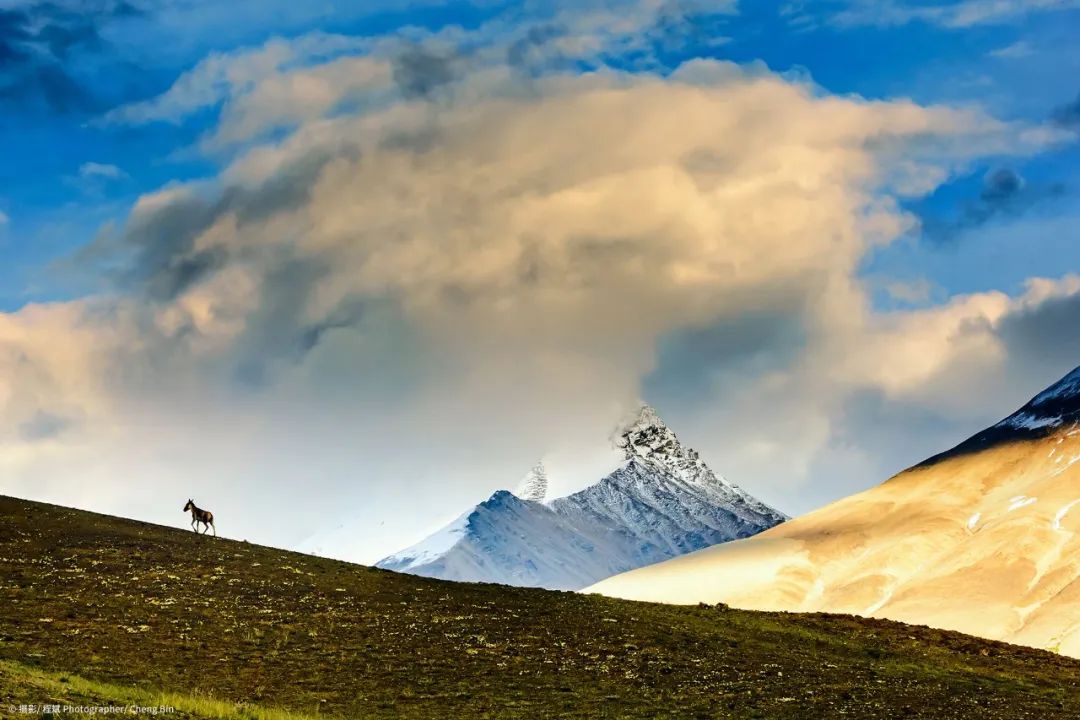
[372,406,786,589]
[589,365,1080,657]
[4,494,1080,719]
[376,489,620,589]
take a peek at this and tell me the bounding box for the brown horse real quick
[183,499,216,536]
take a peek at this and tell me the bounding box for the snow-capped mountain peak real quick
[615,404,730,489]
[618,405,677,460]
[364,404,786,590]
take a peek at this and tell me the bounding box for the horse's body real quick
[183,499,216,536]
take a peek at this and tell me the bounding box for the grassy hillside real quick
[2,495,1079,719]
[0,659,319,719]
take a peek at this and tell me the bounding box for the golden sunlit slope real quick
[589,367,1080,657]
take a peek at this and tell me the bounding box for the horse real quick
[183,499,216,536]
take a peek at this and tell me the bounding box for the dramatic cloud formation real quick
[0,5,1076,560]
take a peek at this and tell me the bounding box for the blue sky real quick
[0,0,1078,558]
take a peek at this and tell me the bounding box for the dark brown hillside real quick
[2,494,1079,719]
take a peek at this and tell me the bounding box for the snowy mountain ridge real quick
[368,405,787,590]
[994,366,1080,432]
[916,365,1080,467]
[1032,365,1080,407]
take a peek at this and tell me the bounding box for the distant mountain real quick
[331,406,786,590]
[589,365,1080,657]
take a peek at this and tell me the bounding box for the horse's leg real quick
[191,518,197,532]
[210,520,216,537]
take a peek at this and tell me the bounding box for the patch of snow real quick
[997,412,1063,431]
[864,585,895,616]
[1053,500,1080,532]
[1007,496,1037,512]
[966,512,981,532]
[1015,599,1048,624]
[1051,454,1080,478]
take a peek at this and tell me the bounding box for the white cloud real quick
[78,162,127,180]
[101,33,371,127]
[988,40,1033,59]
[100,1,740,149]
[792,0,1080,29]
[883,278,935,304]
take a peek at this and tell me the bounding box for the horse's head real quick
[183,499,193,512]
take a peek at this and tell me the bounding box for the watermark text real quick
[7,704,175,715]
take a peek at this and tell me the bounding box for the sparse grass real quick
[2,494,1080,719]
